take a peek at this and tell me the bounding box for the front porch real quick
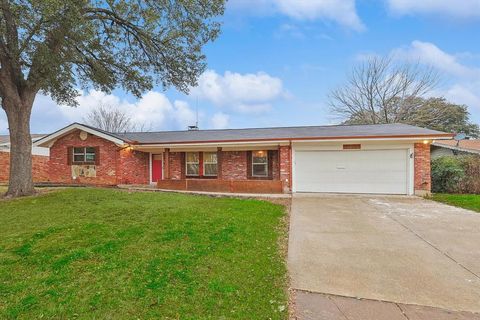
[132,142,292,194]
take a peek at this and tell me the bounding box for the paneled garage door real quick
[294,149,409,194]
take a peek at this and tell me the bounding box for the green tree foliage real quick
[0,0,225,197]
[401,97,479,138]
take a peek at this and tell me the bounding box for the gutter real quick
[129,133,454,147]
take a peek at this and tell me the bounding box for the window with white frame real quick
[252,150,268,177]
[73,147,96,164]
[203,152,218,176]
[186,152,200,176]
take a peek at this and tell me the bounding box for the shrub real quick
[431,156,465,193]
[457,156,480,194]
[431,155,480,194]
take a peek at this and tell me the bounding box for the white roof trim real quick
[34,123,126,147]
[132,136,450,149]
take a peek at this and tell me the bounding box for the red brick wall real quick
[169,152,183,179]
[0,151,49,183]
[49,130,119,185]
[221,151,248,180]
[32,154,50,182]
[0,152,9,182]
[414,143,431,195]
[158,179,283,194]
[49,130,148,185]
[118,148,149,185]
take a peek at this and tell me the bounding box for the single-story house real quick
[34,122,453,196]
[431,139,480,159]
[0,134,50,183]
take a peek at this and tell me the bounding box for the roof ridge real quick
[118,123,408,134]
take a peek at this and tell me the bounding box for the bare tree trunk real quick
[3,97,35,197]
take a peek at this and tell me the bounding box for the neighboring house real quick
[0,134,50,183]
[0,134,50,156]
[431,140,480,159]
[34,122,452,196]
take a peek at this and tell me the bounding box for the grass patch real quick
[0,188,288,319]
[430,193,480,213]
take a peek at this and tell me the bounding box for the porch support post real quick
[164,148,170,179]
[217,147,223,180]
[279,144,291,193]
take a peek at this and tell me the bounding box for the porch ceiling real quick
[131,141,288,153]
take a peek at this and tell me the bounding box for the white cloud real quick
[275,23,306,39]
[392,41,480,122]
[57,90,189,130]
[172,100,197,129]
[0,90,201,135]
[387,0,480,19]
[129,91,175,128]
[191,70,286,114]
[211,112,230,129]
[392,41,480,79]
[276,0,364,30]
[440,83,480,113]
[228,0,364,31]
[236,103,272,114]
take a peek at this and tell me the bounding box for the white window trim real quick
[185,152,200,176]
[203,152,218,177]
[252,151,268,177]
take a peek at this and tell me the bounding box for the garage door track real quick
[288,194,480,319]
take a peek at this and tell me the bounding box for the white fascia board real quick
[292,136,451,143]
[34,123,126,147]
[131,136,449,150]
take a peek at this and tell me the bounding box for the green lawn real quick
[431,193,480,213]
[0,188,288,319]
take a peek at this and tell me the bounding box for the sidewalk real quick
[295,291,480,320]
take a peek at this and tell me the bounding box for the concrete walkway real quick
[295,291,480,320]
[117,184,291,199]
[288,194,480,316]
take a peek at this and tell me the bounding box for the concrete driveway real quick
[288,194,480,315]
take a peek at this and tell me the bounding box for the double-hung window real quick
[252,150,268,177]
[186,152,200,176]
[203,152,218,176]
[73,147,96,164]
[185,152,218,177]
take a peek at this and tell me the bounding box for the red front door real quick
[152,154,162,182]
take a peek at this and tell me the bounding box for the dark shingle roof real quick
[113,123,451,144]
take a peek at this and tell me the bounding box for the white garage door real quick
[294,149,409,194]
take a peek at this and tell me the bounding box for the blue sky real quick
[1,0,480,134]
